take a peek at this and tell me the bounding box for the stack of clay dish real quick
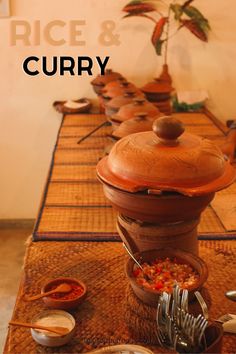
[91,69,123,96]
[97,116,235,254]
[110,97,161,129]
[141,65,173,115]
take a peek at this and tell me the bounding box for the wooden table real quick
[4,110,236,353]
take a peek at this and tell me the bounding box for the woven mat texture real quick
[57,136,110,150]
[4,240,236,354]
[62,114,108,126]
[33,112,236,241]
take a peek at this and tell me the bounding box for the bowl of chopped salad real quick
[125,248,208,307]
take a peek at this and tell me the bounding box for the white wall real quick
[0,0,236,219]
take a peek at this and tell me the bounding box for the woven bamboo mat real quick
[45,182,109,206]
[33,112,236,241]
[4,240,236,354]
[57,136,110,150]
[35,206,118,240]
[54,149,103,165]
[59,125,111,138]
[51,165,97,182]
[63,114,108,126]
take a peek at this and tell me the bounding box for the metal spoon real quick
[25,283,72,301]
[122,243,151,281]
[225,290,236,301]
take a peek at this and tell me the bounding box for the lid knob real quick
[105,69,112,74]
[124,91,136,97]
[134,112,148,121]
[121,81,129,87]
[153,116,184,145]
[134,97,146,105]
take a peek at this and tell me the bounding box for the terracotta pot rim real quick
[97,156,236,196]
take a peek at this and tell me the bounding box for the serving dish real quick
[53,98,91,114]
[125,247,208,307]
[31,309,76,347]
[105,92,144,117]
[97,116,235,223]
[111,112,158,140]
[102,81,142,102]
[111,97,160,124]
[141,64,173,102]
[42,277,87,310]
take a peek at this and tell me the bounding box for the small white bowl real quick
[31,309,75,347]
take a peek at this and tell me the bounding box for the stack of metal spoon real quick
[156,285,208,353]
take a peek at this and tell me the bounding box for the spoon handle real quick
[25,289,59,301]
[123,243,144,271]
[9,321,69,335]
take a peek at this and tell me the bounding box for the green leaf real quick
[154,39,164,55]
[183,5,204,19]
[170,4,183,21]
[197,18,211,32]
[183,6,210,31]
[182,0,195,9]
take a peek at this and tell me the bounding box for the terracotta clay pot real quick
[105,92,144,117]
[111,97,161,124]
[102,82,142,102]
[97,116,235,223]
[102,77,127,91]
[111,112,159,140]
[91,69,123,95]
[141,64,173,102]
[98,117,235,195]
[141,65,173,114]
[125,248,208,307]
[98,178,214,223]
[117,214,199,255]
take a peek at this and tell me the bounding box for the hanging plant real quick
[121,0,211,63]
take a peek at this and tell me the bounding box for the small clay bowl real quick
[42,277,87,310]
[31,309,76,347]
[126,248,208,307]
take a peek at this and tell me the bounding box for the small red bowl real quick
[41,277,87,310]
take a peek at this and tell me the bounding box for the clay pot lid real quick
[112,112,158,140]
[111,97,161,123]
[103,77,127,91]
[105,91,144,110]
[91,69,123,86]
[102,81,139,97]
[97,116,236,195]
[141,79,173,94]
[141,65,173,94]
